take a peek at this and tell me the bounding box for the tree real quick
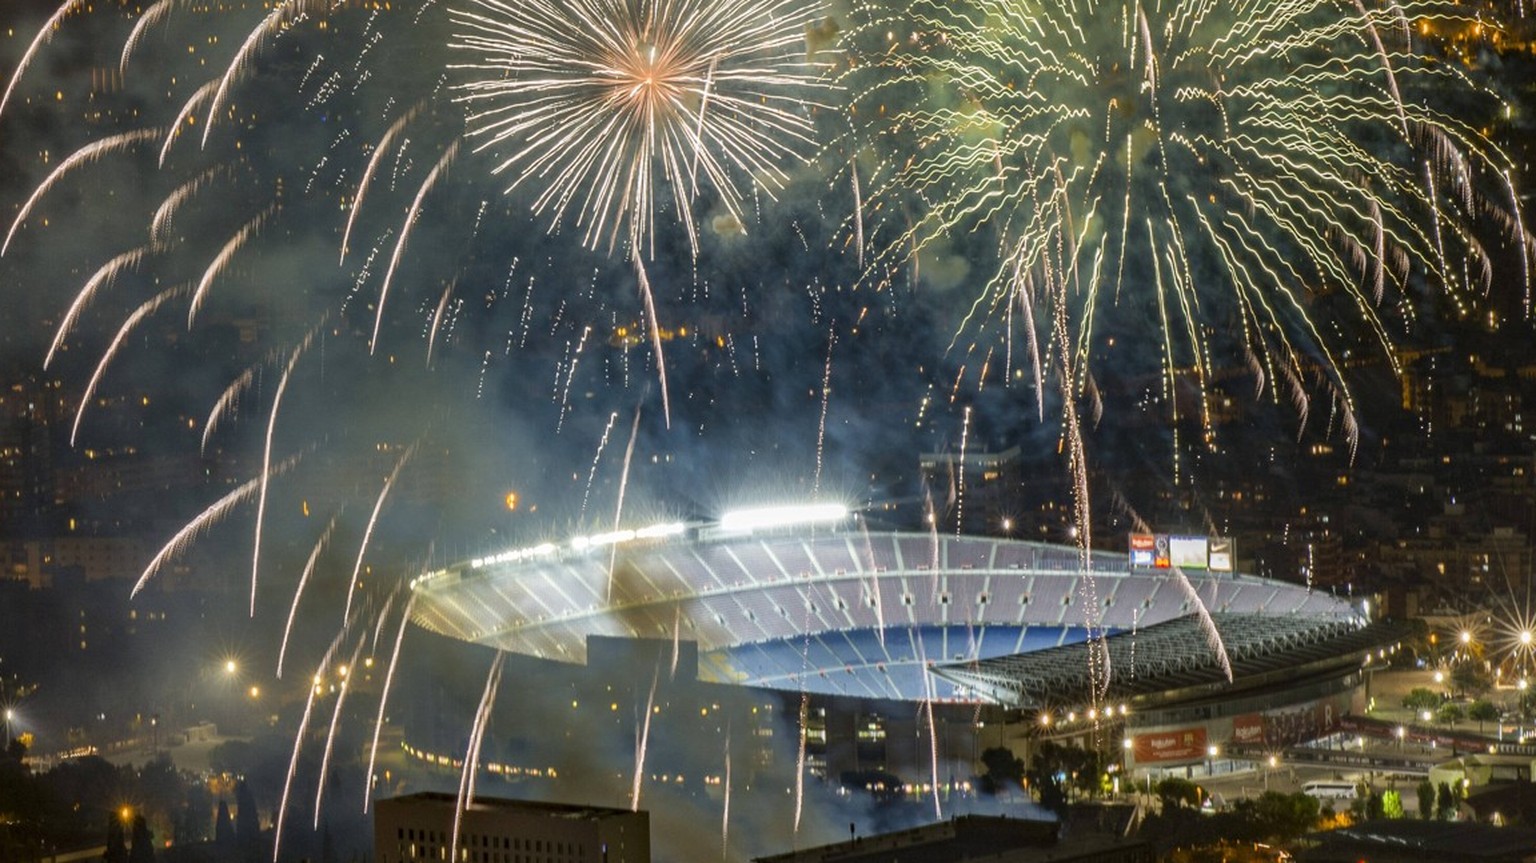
[104,816,128,863]
[1026,741,1099,815]
[1403,688,1441,712]
[1417,780,1435,820]
[1246,791,1319,841]
[128,814,154,863]
[1155,777,1203,811]
[1436,781,1456,820]
[1435,702,1465,727]
[214,800,233,844]
[234,780,260,861]
[1468,700,1500,734]
[976,747,1024,796]
[1382,789,1404,819]
[1452,662,1494,699]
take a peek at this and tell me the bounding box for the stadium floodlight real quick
[636,522,687,540]
[573,529,636,551]
[719,503,848,533]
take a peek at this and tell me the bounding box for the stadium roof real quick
[932,612,1402,708]
[409,521,1360,702]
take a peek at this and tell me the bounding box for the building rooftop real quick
[378,792,638,821]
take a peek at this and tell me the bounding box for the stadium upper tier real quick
[409,524,1356,702]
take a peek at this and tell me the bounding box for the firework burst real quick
[449,0,828,257]
[846,0,1532,458]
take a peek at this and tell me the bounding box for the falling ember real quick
[314,635,368,827]
[133,454,303,598]
[0,0,88,123]
[364,592,418,814]
[793,692,808,835]
[274,631,344,863]
[582,413,619,520]
[453,650,506,855]
[4,130,161,258]
[279,514,343,678]
[607,406,643,604]
[71,286,185,447]
[343,442,419,623]
[632,258,672,429]
[47,246,152,371]
[721,728,732,860]
[631,665,659,812]
[812,326,836,498]
[372,142,460,355]
[252,332,318,618]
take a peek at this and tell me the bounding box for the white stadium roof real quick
[409,516,1356,702]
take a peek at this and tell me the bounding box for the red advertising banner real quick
[1232,713,1265,746]
[1133,727,1208,763]
[1129,534,1157,567]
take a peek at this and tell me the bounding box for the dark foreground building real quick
[752,814,1153,863]
[373,792,649,863]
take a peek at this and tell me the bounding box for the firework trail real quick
[202,363,261,455]
[189,207,275,327]
[453,650,506,855]
[71,286,187,447]
[0,0,86,122]
[343,443,420,623]
[315,634,368,828]
[160,80,218,167]
[252,332,317,617]
[364,592,418,814]
[372,142,460,355]
[274,629,345,863]
[342,105,424,264]
[631,663,659,812]
[1117,495,1232,680]
[203,0,318,148]
[121,0,176,74]
[850,156,865,269]
[4,130,161,257]
[152,166,226,247]
[813,326,836,497]
[427,278,458,368]
[721,727,732,860]
[632,258,673,428]
[671,605,683,679]
[607,406,643,603]
[793,692,808,835]
[132,454,302,597]
[923,698,941,820]
[279,514,343,678]
[46,246,153,371]
[581,411,620,520]
[955,406,971,536]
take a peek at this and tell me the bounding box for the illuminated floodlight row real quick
[410,502,852,588]
[717,503,848,532]
[467,520,690,570]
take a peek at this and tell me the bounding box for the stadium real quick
[407,505,1401,766]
